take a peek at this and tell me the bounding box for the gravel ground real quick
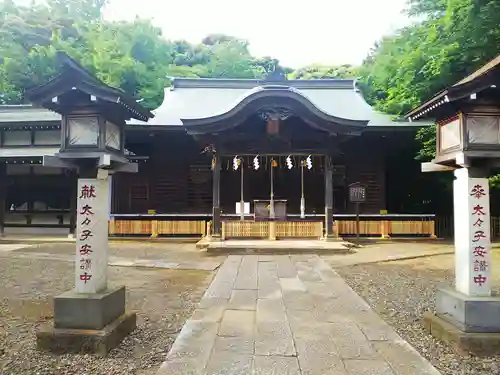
[17,242,226,264]
[0,256,213,375]
[335,254,500,375]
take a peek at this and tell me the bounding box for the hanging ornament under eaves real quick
[306,155,313,170]
[286,155,293,169]
[233,155,241,171]
[253,155,260,170]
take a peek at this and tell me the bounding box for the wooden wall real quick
[344,134,387,214]
[114,132,213,214]
[113,130,390,215]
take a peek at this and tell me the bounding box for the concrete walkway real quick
[157,255,441,375]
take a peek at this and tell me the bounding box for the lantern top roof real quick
[26,52,154,122]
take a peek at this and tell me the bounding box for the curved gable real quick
[181,85,368,135]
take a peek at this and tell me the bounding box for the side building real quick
[0,78,439,238]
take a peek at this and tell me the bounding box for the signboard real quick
[349,184,366,203]
[235,202,250,215]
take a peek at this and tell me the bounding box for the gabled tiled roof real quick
[128,78,413,128]
[0,105,60,123]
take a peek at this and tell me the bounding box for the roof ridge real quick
[171,77,356,90]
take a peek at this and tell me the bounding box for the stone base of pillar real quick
[436,287,500,332]
[36,312,136,356]
[321,234,341,242]
[423,287,500,356]
[36,286,135,355]
[423,312,500,357]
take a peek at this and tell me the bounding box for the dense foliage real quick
[0,0,284,108]
[359,0,500,161]
[1,0,499,159]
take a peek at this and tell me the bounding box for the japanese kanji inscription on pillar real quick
[454,168,491,297]
[468,181,491,295]
[75,178,109,293]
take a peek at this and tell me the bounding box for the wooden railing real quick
[222,221,269,238]
[435,216,500,239]
[108,220,206,237]
[334,219,436,238]
[221,220,323,239]
[11,212,500,240]
[107,214,437,239]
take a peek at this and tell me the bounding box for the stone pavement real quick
[157,254,441,375]
[199,239,353,253]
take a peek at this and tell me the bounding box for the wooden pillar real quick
[212,154,222,237]
[0,163,6,237]
[324,156,335,239]
[68,171,77,238]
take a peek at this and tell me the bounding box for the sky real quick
[103,0,410,68]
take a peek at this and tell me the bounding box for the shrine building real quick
[0,73,437,239]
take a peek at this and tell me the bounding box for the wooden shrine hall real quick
[0,73,437,239]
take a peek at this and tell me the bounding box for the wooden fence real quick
[435,216,500,239]
[335,220,436,238]
[108,218,437,238]
[109,220,206,237]
[221,220,323,239]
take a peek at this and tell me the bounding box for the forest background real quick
[1,0,499,167]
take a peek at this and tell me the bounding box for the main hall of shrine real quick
[0,68,439,239]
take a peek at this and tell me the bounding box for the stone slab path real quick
[157,254,441,375]
[200,239,352,253]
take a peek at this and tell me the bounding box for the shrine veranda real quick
[0,78,439,239]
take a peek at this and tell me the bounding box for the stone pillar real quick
[212,154,221,238]
[75,177,109,293]
[324,156,335,239]
[453,167,491,296]
[37,170,136,355]
[0,163,6,237]
[425,167,500,356]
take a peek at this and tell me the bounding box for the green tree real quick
[360,0,500,162]
[200,39,264,79]
[290,64,359,80]
[0,0,176,108]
